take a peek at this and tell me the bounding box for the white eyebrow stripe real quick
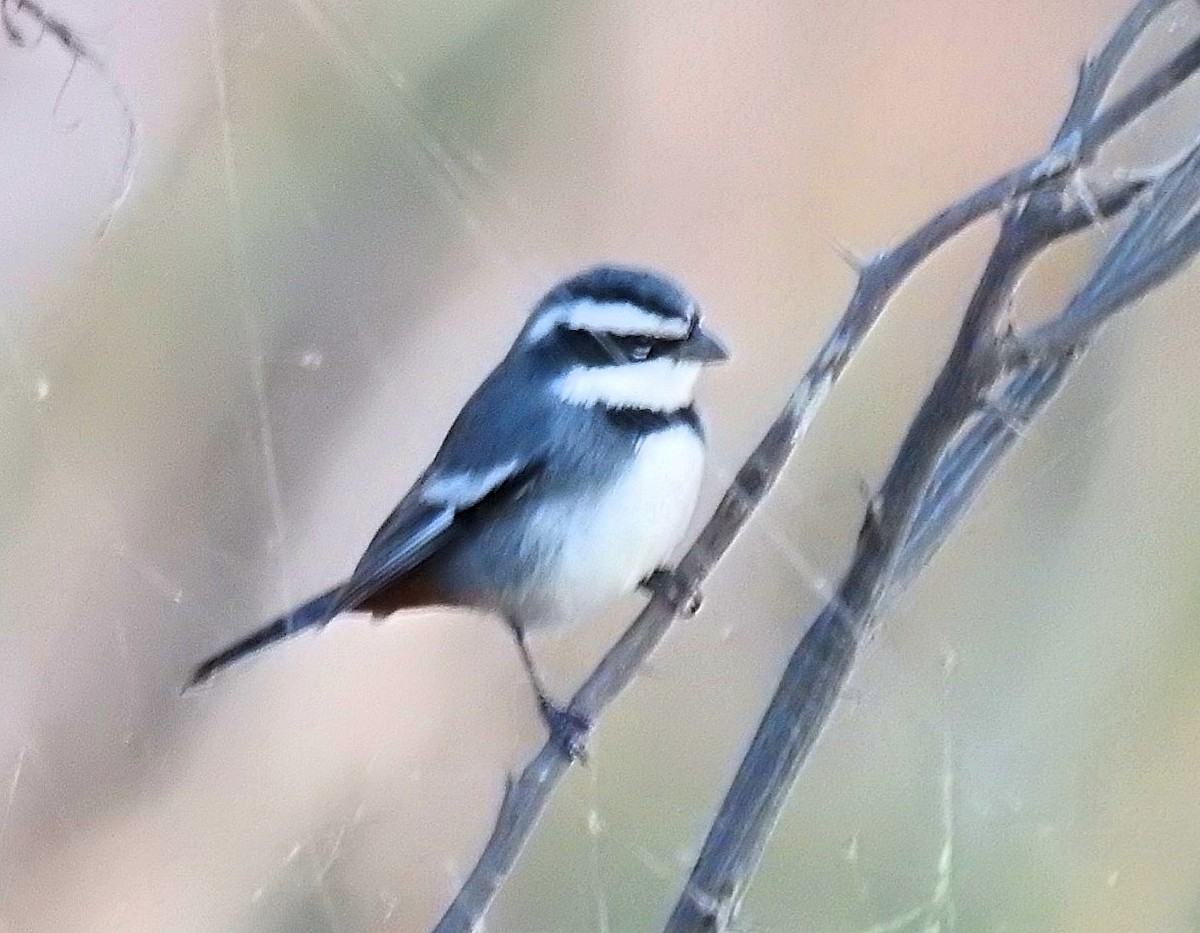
[422,459,524,508]
[565,300,690,337]
[527,298,690,342]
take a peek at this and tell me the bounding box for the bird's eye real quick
[629,342,652,361]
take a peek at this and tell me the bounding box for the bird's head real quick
[518,265,728,412]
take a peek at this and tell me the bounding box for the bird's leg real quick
[639,566,702,616]
[505,619,590,762]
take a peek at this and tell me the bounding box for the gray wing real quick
[334,453,543,613]
[337,353,560,612]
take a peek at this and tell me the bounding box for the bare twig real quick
[431,5,1200,931]
[1009,139,1200,364]
[663,3,1200,930]
[896,360,1068,586]
[895,178,1147,584]
[1058,0,1166,142]
[894,0,1181,585]
[3,0,138,236]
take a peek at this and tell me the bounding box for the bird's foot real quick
[640,567,702,617]
[538,698,591,763]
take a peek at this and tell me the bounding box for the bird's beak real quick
[677,323,729,363]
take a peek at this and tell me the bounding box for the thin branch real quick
[3,0,139,236]
[431,2,1200,931]
[913,49,1200,574]
[896,360,1069,586]
[1011,138,1200,362]
[663,2,1200,930]
[1056,0,1167,141]
[886,178,1144,585]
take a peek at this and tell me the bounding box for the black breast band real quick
[604,405,703,437]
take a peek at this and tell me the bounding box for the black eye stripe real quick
[555,325,682,364]
[556,326,613,365]
[609,333,674,352]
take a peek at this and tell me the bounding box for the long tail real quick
[187,584,346,688]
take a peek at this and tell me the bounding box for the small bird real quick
[189,265,728,757]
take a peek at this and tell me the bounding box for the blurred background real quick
[1,0,1199,930]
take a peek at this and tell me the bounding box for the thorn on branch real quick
[1066,172,1105,227]
[1023,176,1148,248]
[856,480,885,546]
[831,239,871,274]
[1030,129,1083,183]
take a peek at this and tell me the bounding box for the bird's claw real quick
[538,699,591,763]
[640,567,703,617]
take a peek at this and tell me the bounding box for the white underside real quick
[515,423,705,628]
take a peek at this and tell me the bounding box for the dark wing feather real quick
[329,498,457,613]
[336,351,560,612]
[335,454,544,612]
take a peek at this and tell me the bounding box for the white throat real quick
[554,359,701,411]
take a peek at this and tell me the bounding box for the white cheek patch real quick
[555,359,701,411]
[526,299,690,343]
